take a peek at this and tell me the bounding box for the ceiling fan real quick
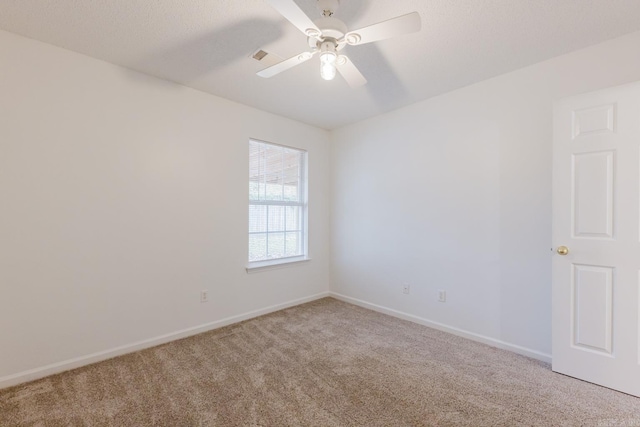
[257,0,421,87]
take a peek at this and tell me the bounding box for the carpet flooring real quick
[1,297,640,426]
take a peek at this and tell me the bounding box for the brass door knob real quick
[557,246,569,255]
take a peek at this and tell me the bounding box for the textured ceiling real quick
[1,0,640,129]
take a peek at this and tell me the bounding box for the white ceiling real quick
[1,0,640,129]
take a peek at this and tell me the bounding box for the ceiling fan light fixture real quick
[319,41,337,81]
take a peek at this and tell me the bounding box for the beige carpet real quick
[1,298,640,426]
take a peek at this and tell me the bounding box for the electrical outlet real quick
[402,283,410,294]
[201,290,209,303]
[438,290,446,302]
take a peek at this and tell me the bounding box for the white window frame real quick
[246,139,309,272]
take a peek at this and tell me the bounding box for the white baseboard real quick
[1,291,551,390]
[329,292,552,364]
[0,292,330,390]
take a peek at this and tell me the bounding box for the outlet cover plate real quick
[438,290,446,302]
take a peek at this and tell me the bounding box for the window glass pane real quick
[249,205,267,233]
[282,151,299,201]
[283,182,298,201]
[249,141,303,202]
[249,141,264,201]
[249,181,260,200]
[267,205,285,232]
[267,232,285,259]
[249,234,267,261]
[265,148,284,201]
[265,178,283,201]
[285,206,300,231]
[249,142,261,179]
[285,231,301,257]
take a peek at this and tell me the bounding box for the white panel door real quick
[552,82,640,397]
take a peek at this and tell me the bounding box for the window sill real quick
[246,256,311,273]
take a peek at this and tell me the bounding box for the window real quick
[248,139,307,266]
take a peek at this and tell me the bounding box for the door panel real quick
[572,103,616,138]
[572,151,614,239]
[572,264,613,354]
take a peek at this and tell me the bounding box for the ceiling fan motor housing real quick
[308,16,347,48]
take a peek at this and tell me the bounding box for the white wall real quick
[4,25,640,388]
[330,31,640,359]
[0,29,331,386]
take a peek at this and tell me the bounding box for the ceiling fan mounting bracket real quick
[316,0,340,17]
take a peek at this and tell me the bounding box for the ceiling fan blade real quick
[336,55,367,88]
[266,0,322,38]
[344,12,421,46]
[257,51,316,78]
